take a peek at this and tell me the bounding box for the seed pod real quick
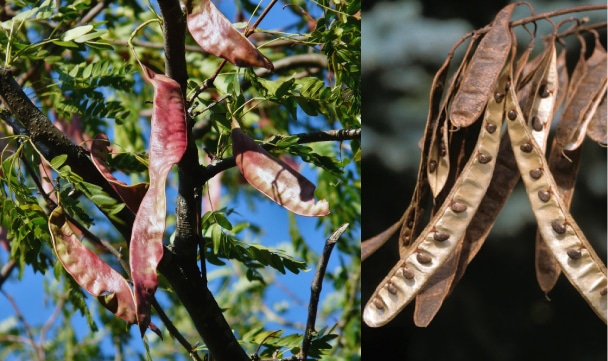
[49,206,161,337]
[363,63,510,328]
[130,66,188,335]
[90,134,148,213]
[505,70,607,323]
[449,3,516,127]
[185,0,273,69]
[232,119,329,217]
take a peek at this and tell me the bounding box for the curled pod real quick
[130,66,188,335]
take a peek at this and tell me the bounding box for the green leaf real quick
[62,25,94,41]
[50,154,68,169]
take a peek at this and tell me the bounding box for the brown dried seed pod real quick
[494,92,505,103]
[531,116,543,131]
[373,298,385,309]
[429,160,437,173]
[450,202,467,213]
[529,168,543,179]
[477,152,493,164]
[508,109,517,120]
[387,282,397,294]
[567,249,582,260]
[520,143,533,153]
[538,189,551,202]
[433,231,450,242]
[551,220,567,234]
[486,123,497,133]
[416,252,432,264]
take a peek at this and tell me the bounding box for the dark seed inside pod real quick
[387,282,397,294]
[538,190,551,202]
[429,160,437,172]
[531,116,543,131]
[551,220,566,234]
[373,297,385,309]
[529,168,543,179]
[539,84,551,98]
[477,152,492,164]
[451,202,467,213]
[407,220,414,228]
[416,252,432,264]
[433,231,450,242]
[486,123,497,133]
[401,266,415,279]
[567,249,582,260]
[520,143,533,153]
[508,109,517,120]
[494,92,505,103]
[601,288,607,296]
[505,79,511,91]
[440,143,446,157]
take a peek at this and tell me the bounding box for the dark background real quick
[362,1,607,360]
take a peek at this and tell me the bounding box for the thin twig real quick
[151,297,203,361]
[0,259,17,289]
[1,289,44,361]
[299,223,348,361]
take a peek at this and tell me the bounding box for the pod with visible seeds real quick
[363,62,510,328]
[505,70,607,323]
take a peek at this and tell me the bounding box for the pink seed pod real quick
[130,66,188,335]
[186,0,274,70]
[90,134,148,213]
[231,119,329,217]
[48,206,161,337]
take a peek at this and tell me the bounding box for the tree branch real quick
[0,69,135,242]
[203,128,361,183]
[300,223,348,361]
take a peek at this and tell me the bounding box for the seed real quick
[520,143,533,152]
[505,79,511,91]
[538,190,551,202]
[477,152,492,164]
[508,109,517,120]
[529,168,543,179]
[494,92,505,103]
[567,249,581,260]
[401,266,415,279]
[387,281,397,294]
[601,288,607,296]
[416,252,432,264]
[486,123,497,133]
[531,116,543,131]
[433,231,450,242]
[407,220,414,228]
[373,297,385,309]
[429,160,437,172]
[551,220,566,234]
[451,202,467,213]
[440,143,446,157]
[539,84,551,98]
